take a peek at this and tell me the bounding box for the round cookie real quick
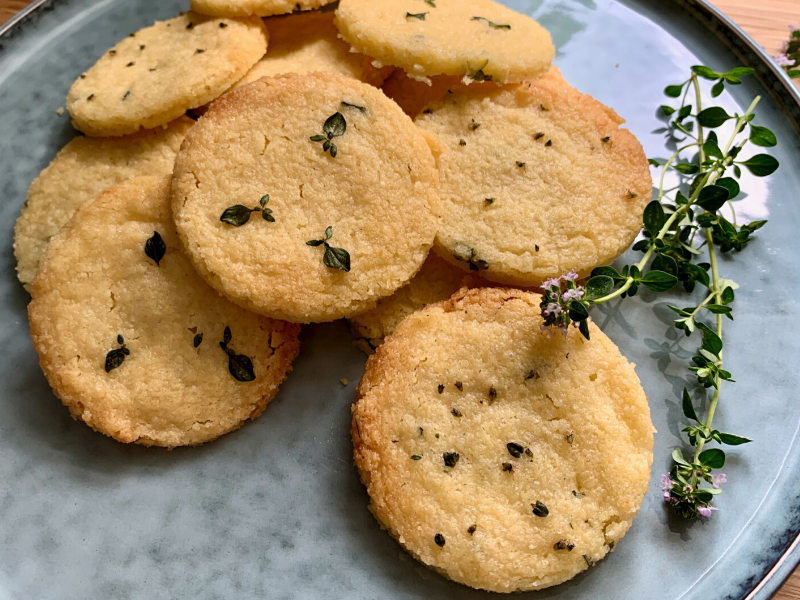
[349,252,467,352]
[192,0,334,17]
[381,71,463,118]
[28,176,301,448]
[171,72,441,323]
[334,0,554,84]
[14,117,194,291]
[235,10,392,89]
[66,13,268,137]
[415,68,652,285]
[352,287,654,592]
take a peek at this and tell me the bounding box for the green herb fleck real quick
[434,533,445,547]
[573,490,585,498]
[502,462,513,472]
[628,191,638,198]
[126,61,135,67]
[488,385,497,402]
[196,48,205,54]
[469,119,480,131]
[310,112,347,157]
[306,226,351,272]
[443,451,459,467]
[507,442,523,458]
[525,370,540,380]
[451,408,462,417]
[341,101,367,113]
[144,231,166,266]
[220,194,275,226]
[554,539,575,551]
[219,326,255,382]
[565,433,573,444]
[193,333,203,348]
[455,381,463,391]
[602,136,611,143]
[485,198,495,205]
[438,384,445,394]
[540,104,548,111]
[435,433,440,439]
[406,12,427,20]
[459,139,467,146]
[516,161,526,168]
[453,246,488,271]
[545,140,553,147]
[467,524,477,535]
[104,335,130,372]
[411,454,422,460]
[534,132,545,140]
[219,22,227,28]
[532,501,549,517]
[122,91,131,101]
[471,16,511,29]
[584,555,595,567]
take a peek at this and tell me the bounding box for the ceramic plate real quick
[1,1,799,598]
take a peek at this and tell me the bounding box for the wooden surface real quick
[0,0,799,598]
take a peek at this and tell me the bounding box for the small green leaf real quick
[310,134,326,142]
[406,11,427,19]
[659,105,675,116]
[715,177,740,200]
[263,210,275,222]
[682,388,700,422]
[410,454,422,460]
[691,65,719,80]
[643,201,666,236]
[568,300,589,322]
[697,107,733,128]
[711,80,725,97]
[306,239,324,247]
[672,447,690,466]
[664,84,684,98]
[697,322,723,355]
[144,231,166,266]
[652,254,678,277]
[639,270,678,292]
[740,154,779,177]
[105,347,127,372]
[674,163,699,174]
[260,194,270,207]
[220,205,254,226]
[703,138,724,159]
[323,112,347,138]
[507,442,523,458]
[718,432,752,446]
[749,125,777,147]
[578,319,590,340]
[699,448,726,468]
[323,246,351,271]
[725,67,754,78]
[325,226,333,240]
[471,16,511,29]
[696,185,730,212]
[585,275,614,299]
[193,333,203,348]
[341,101,367,113]
[226,350,255,382]
[591,266,625,281]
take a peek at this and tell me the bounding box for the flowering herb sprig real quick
[540,65,779,519]
[775,24,800,79]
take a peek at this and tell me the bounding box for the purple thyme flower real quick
[542,277,562,289]
[775,52,794,67]
[711,473,727,489]
[698,505,718,518]
[563,270,579,282]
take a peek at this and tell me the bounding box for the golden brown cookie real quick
[415,68,651,285]
[192,0,335,17]
[236,10,392,88]
[14,117,193,291]
[334,0,554,84]
[352,287,654,592]
[66,13,267,136]
[381,71,463,118]
[29,176,301,448]
[171,72,441,323]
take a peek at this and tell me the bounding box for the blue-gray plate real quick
[1,1,799,598]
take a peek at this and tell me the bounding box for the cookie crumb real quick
[340,378,349,386]
[55,107,64,116]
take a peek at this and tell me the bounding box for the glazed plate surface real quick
[1,1,799,598]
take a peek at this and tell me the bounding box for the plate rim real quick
[0,0,798,598]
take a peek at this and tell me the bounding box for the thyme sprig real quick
[220,194,274,226]
[540,65,778,519]
[310,112,346,157]
[306,226,351,272]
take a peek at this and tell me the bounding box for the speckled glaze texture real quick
[0,1,799,599]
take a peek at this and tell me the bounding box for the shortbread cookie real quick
[171,72,441,323]
[235,10,391,88]
[192,0,334,17]
[28,176,301,448]
[381,71,463,118]
[349,253,466,352]
[352,287,654,592]
[416,69,651,285]
[14,117,194,291]
[66,13,267,136]
[334,0,554,84]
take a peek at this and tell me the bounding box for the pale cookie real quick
[192,0,334,17]
[415,68,652,285]
[381,71,463,118]
[28,176,301,448]
[352,287,654,592]
[348,252,467,352]
[235,10,391,89]
[334,0,554,84]
[66,13,267,136]
[171,72,441,323]
[14,117,194,291]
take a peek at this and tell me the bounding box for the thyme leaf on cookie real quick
[306,226,351,272]
[219,326,255,382]
[532,501,549,517]
[220,195,275,226]
[193,333,203,348]
[104,334,130,373]
[453,245,488,271]
[443,452,459,467]
[471,16,511,30]
[310,112,347,157]
[144,231,166,266]
[341,101,367,113]
[540,65,775,520]
[406,12,428,20]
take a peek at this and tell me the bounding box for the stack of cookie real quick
[15,0,655,592]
